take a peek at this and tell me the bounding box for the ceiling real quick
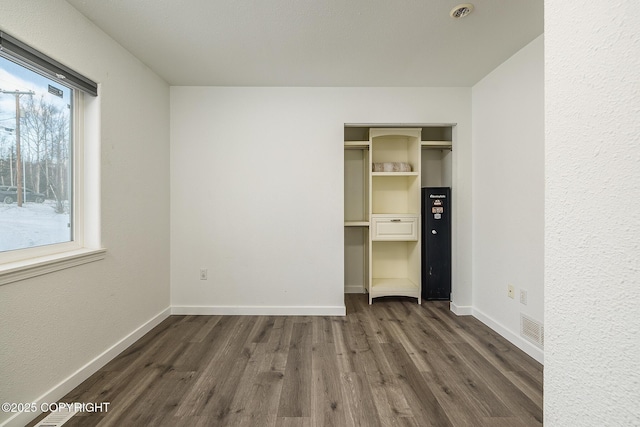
[65,0,543,87]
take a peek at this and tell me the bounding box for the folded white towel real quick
[372,162,412,172]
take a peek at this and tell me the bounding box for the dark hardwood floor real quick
[28,294,543,426]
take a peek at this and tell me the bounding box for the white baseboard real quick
[171,305,346,316]
[1,307,171,427]
[450,302,473,315]
[344,285,366,294]
[472,307,544,364]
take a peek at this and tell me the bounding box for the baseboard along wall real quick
[2,307,171,427]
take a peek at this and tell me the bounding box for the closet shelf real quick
[421,140,452,149]
[344,221,370,227]
[370,278,420,297]
[344,140,370,149]
[372,172,419,177]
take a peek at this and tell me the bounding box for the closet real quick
[344,125,453,304]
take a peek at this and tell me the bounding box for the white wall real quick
[471,36,545,362]
[545,2,640,425]
[170,87,472,313]
[0,2,170,426]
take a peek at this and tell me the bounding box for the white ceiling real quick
[65,0,543,87]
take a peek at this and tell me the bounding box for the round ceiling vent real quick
[450,3,474,19]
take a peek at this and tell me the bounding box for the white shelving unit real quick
[368,128,422,304]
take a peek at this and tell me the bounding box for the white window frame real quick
[0,60,104,286]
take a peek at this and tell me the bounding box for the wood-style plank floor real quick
[28,294,543,426]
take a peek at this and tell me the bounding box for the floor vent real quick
[34,406,77,427]
[521,314,544,348]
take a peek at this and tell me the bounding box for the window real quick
[0,56,74,252]
[0,32,103,281]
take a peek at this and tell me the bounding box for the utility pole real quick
[0,89,34,206]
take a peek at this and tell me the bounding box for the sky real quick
[0,55,72,161]
[0,55,71,132]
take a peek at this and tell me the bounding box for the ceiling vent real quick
[450,3,474,19]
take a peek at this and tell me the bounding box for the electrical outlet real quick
[520,289,528,305]
[508,284,515,299]
[200,268,208,280]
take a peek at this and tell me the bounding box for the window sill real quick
[0,248,106,286]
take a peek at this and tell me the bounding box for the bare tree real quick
[5,94,70,211]
[22,96,48,193]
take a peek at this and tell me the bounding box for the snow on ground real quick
[0,200,71,252]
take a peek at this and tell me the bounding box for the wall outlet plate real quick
[520,289,528,305]
[508,284,515,299]
[200,268,208,280]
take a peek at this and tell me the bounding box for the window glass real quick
[0,56,73,252]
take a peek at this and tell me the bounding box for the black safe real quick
[421,187,452,300]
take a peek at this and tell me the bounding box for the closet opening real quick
[343,124,454,303]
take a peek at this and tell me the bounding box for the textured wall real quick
[545,1,640,425]
[472,36,544,362]
[0,2,170,425]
